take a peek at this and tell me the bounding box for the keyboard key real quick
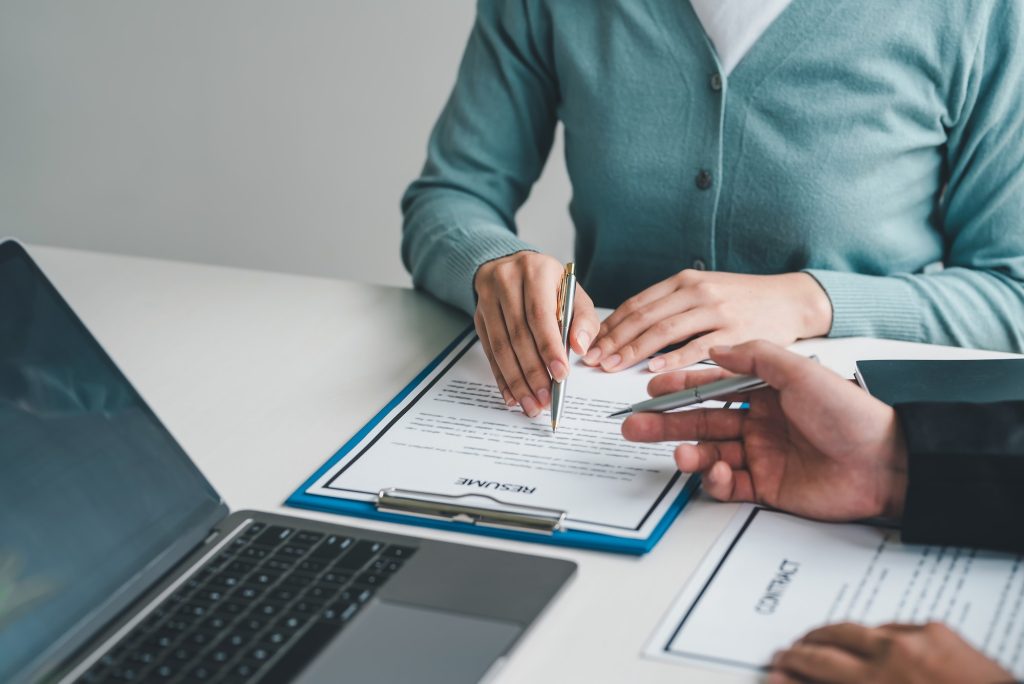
[241,522,266,537]
[259,622,343,683]
[252,525,294,547]
[295,531,324,544]
[186,663,216,681]
[372,558,403,574]
[381,545,417,560]
[152,663,176,679]
[335,541,381,572]
[296,559,326,575]
[226,560,255,574]
[308,535,353,560]
[319,571,351,585]
[354,572,389,587]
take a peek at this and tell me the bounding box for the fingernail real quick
[583,347,602,365]
[648,357,665,372]
[710,345,733,355]
[550,360,568,382]
[502,391,515,406]
[600,354,621,371]
[576,331,591,352]
[520,396,540,417]
[536,387,550,404]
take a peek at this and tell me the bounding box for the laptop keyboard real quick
[76,521,416,684]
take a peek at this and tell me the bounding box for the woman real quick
[401,1,1024,416]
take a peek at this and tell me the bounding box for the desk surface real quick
[31,244,1019,684]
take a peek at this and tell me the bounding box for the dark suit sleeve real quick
[895,401,1024,554]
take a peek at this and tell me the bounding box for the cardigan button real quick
[692,259,707,271]
[695,169,713,190]
[710,73,723,91]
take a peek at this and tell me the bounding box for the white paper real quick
[308,330,721,539]
[646,505,1024,677]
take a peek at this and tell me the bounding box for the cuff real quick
[803,270,924,341]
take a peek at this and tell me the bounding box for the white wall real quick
[0,1,574,288]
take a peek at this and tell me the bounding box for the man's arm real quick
[897,401,1024,554]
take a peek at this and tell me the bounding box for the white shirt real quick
[689,0,794,76]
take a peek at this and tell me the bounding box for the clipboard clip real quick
[376,488,568,535]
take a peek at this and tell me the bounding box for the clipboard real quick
[286,327,700,555]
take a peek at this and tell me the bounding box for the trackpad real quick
[293,601,522,684]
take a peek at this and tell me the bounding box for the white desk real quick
[32,245,1019,684]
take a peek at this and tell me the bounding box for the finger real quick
[620,407,746,443]
[587,278,682,365]
[772,642,871,684]
[569,286,600,355]
[481,303,540,417]
[801,623,886,657]
[497,287,553,411]
[764,672,805,684]
[674,441,746,473]
[598,278,683,338]
[702,460,756,502]
[646,368,732,396]
[710,340,826,392]
[591,290,701,367]
[605,307,718,372]
[474,312,514,406]
[523,269,570,383]
[648,331,732,372]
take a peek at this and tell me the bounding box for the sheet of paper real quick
[646,505,1024,677]
[308,331,722,539]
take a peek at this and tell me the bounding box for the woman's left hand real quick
[585,270,832,372]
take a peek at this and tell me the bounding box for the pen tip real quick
[607,409,630,418]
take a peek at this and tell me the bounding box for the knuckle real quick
[694,280,718,298]
[526,368,551,389]
[507,376,530,397]
[622,341,643,362]
[677,269,699,286]
[526,301,548,323]
[651,318,677,338]
[489,337,510,357]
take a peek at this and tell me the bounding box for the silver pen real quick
[608,355,818,418]
[550,262,576,431]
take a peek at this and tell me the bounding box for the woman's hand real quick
[768,622,1014,684]
[473,252,600,417]
[585,270,832,372]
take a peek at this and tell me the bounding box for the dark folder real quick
[854,358,1024,406]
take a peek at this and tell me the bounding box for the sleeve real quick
[805,5,1024,351]
[400,0,559,315]
[895,401,1024,554]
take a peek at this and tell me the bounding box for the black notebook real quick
[854,358,1024,406]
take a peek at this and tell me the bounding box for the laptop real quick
[0,240,576,684]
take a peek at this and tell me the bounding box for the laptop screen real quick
[0,242,224,683]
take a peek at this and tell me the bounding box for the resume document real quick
[306,331,722,539]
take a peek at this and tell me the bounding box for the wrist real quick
[790,272,833,339]
[880,410,909,518]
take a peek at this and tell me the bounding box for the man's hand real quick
[621,340,908,521]
[473,252,600,417]
[768,622,1014,684]
[585,270,832,372]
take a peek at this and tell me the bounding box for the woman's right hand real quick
[473,252,600,417]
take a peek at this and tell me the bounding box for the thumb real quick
[709,340,817,392]
[569,286,600,355]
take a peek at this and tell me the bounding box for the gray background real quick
[0,0,574,287]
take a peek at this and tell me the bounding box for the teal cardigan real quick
[401,0,1024,350]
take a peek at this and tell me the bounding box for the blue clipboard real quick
[286,327,699,555]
